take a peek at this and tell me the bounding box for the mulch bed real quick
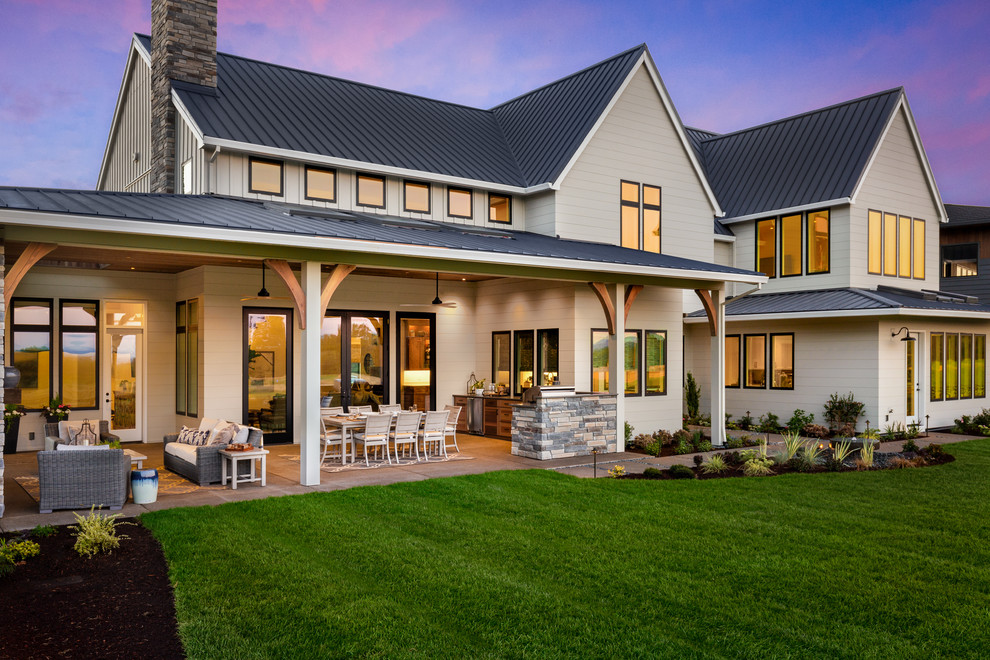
[0,519,184,660]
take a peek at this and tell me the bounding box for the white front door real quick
[906,333,920,427]
[102,301,146,443]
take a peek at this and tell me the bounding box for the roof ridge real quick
[489,44,646,110]
[701,87,903,143]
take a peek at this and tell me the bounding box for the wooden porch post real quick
[299,261,322,486]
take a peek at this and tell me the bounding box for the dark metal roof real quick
[684,126,719,173]
[945,203,990,227]
[0,187,759,278]
[687,285,990,317]
[714,219,733,237]
[136,35,644,189]
[695,89,902,219]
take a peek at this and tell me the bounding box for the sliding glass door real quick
[322,311,388,411]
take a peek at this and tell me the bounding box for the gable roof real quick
[945,203,990,227]
[134,35,645,190]
[692,89,902,220]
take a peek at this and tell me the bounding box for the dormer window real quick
[357,173,386,208]
[305,166,336,202]
[403,181,430,213]
[249,158,283,196]
[448,187,472,219]
[489,194,511,224]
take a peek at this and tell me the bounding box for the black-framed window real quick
[961,334,974,398]
[249,157,283,196]
[643,185,661,254]
[946,333,959,400]
[176,299,199,416]
[620,180,639,249]
[770,333,794,390]
[396,312,431,412]
[514,330,535,395]
[591,329,609,393]
[755,210,830,277]
[977,335,987,398]
[868,209,925,279]
[59,299,99,410]
[645,330,666,395]
[489,193,511,224]
[537,329,559,387]
[931,333,944,401]
[448,187,472,219]
[305,166,336,202]
[756,218,776,277]
[492,331,512,392]
[356,173,386,208]
[808,210,830,274]
[942,243,979,278]
[403,180,431,213]
[624,330,641,396]
[744,334,766,389]
[9,298,53,411]
[780,214,802,277]
[932,332,985,402]
[725,334,740,388]
[619,180,661,252]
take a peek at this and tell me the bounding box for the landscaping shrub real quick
[801,423,830,440]
[742,456,774,476]
[675,438,694,455]
[921,443,947,460]
[684,372,701,421]
[607,465,626,479]
[826,439,854,471]
[883,422,906,441]
[69,507,133,558]
[725,436,744,449]
[700,454,728,474]
[642,467,663,479]
[823,392,865,433]
[30,525,57,538]
[781,430,804,461]
[722,451,743,466]
[739,411,754,431]
[0,538,40,577]
[858,440,876,469]
[794,442,823,472]
[624,422,633,445]
[668,464,695,479]
[741,435,760,447]
[953,409,990,435]
[902,438,921,453]
[643,440,661,457]
[786,409,815,433]
[654,430,674,447]
[757,412,781,433]
[633,433,653,449]
[693,455,704,467]
[695,440,713,453]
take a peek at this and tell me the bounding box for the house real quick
[939,204,990,301]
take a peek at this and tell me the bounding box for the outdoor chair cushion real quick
[164,442,200,464]
[55,443,110,451]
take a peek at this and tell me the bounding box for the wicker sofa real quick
[37,447,129,513]
[163,426,264,486]
[44,421,120,451]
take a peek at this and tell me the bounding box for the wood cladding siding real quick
[101,58,152,192]
[176,115,202,194]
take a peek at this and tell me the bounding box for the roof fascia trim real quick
[684,307,990,322]
[551,52,725,217]
[97,41,146,189]
[199,136,547,195]
[171,90,206,148]
[720,198,851,224]
[0,209,767,285]
[849,96,948,223]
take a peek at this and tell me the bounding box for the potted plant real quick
[41,394,71,424]
[3,405,24,454]
[471,378,486,396]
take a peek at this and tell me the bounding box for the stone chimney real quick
[150,0,217,193]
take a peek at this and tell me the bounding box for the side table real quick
[219,448,269,489]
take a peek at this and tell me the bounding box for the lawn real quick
[142,439,990,659]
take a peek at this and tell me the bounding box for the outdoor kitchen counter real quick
[451,395,522,438]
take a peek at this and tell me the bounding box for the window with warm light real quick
[620,181,639,249]
[869,209,925,279]
[356,173,386,208]
[725,335,740,388]
[489,193,511,224]
[756,219,776,277]
[942,243,978,278]
[780,214,802,276]
[770,333,794,390]
[403,181,430,213]
[619,181,661,252]
[744,334,766,388]
[591,330,609,392]
[643,185,661,254]
[645,330,666,395]
[60,300,99,409]
[448,187,472,218]
[249,158,283,196]
[305,166,336,202]
[10,298,53,410]
[808,210,830,273]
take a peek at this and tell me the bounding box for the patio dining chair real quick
[443,405,462,453]
[418,410,450,461]
[320,416,348,465]
[391,411,423,463]
[349,405,374,414]
[321,406,344,416]
[352,413,393,466]
[378,404,401,414]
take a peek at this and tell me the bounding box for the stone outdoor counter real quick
[510,393,617,460]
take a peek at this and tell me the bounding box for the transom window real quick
[403,181,430,213]
[448,188,472,219]
[356,173,386,208]
[619,181,661,253]
[942,243,978,278]
[931,332,985,401]
[248,158,283,196]
[305,167,336,202]
[489,194,511,224]
[755,210,830,278]
[868,209,925,279]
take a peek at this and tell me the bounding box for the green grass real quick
[142,440,990,659]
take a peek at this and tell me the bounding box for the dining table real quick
[321,414,367,464]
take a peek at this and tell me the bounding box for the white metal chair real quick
[321,406,344,416]
[443,405,462,453]
[418,410,450,461]
[320,416,348,465]
[349,405,373,414]
[378,404,401,414]
[352,413,392,466]
[391,411,422,463]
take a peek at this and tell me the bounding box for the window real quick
[620,181,639,249]
[645,330,666,395]
[624,330,641,395]
[781,214,802,276]
[961,334,973,398]
[489,194,511,224]
[931,333,944,401]
[181,159,193,195]
[725,335,740,388]
[403,181,430,213]
[946,333,959,399]
[305,167,336,202]
[448,187,472,218]
[744,334,766,388]
[492,331,511,391]
[808,210,830,274]
[249,158,283,196]
[942,243,978,278]
[591,329,609,392]
[356,173,386,208]
[871,209,925,279]
[770,333,794,389]
[514,330,534,395]
[176,299,199,416]
[10,298,53,410]
[60,300,98,409]
[536,329,559,387]
[643,185,661,254]
[977,335,986,398]
[756,218,776,277]
[932,333,986,402]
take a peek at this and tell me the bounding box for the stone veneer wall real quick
[511,394,617,460]
[1,240,5,517]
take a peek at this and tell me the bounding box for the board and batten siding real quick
[176,115,203,195]
[849,106,941,291]
[99,58,152,192]
[554,65,716,265]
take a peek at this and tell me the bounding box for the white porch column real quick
[608,283,626,451]
[710,288,726,447]
[299,261,322,486]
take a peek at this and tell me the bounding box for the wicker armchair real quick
[44,421,120,451]
[37,448,129,513]
[163,427,264,486]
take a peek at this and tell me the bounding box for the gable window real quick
[643,185,661,253]
[942,243,978,277]
[489,194,511,224]
[357,173,386,208]
[755,210,830,277]
[756,219,776,277]
[868,210,882,274]
[868,209,926,279]
[744,334,766,388]
[770,333,794,389]
[305,167,336,202]
[619,181,661,252]
[898,215,912,277]
[913,219,926,279]
[10,298,53,410]
[181,159,193,195]
[725,334,740,388]
[402,181,430,213]
[808,210,830,273]
[249,158,283,196]
[60,300,99,409]
[620,181,639,249]
[645,330,666,395]
[781,214,802,277]
[448,188,472,219]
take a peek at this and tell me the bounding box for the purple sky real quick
[1,0,988,204]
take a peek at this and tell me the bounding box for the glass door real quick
[397,314,434,411]
[103,302,145,443]
[244,308,293,444]
[906,334,919,426]
[322,311,387,411]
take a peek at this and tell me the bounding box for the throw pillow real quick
[198,417,222,433]
[210,422,239,445]
[177,426,211,446]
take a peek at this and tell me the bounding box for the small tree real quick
[823,392,865,435]
[684,372,701,421]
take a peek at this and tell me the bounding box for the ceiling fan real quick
[400,272,457,308]
[241,262,289,301]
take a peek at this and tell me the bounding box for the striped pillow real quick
[177,426,211,446]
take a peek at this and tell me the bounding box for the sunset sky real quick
[1,0,987,204]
